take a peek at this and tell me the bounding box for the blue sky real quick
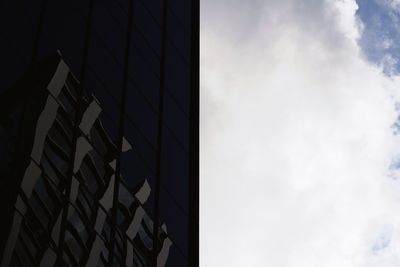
[357,0,400,143]
[357,0,400,75]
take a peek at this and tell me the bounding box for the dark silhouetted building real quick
[1,54,171,266]
[0,0,198,266]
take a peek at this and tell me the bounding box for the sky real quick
[357,0,400,76]
[201,0,400,266]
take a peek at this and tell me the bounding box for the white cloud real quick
[201,0,400,266]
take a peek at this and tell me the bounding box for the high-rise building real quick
[1,53,172,266]
[0,0,198,266]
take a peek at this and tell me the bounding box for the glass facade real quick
[0,0,198,266]
[1,52,170,267]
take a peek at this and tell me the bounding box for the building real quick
[0,0,198,266]
[1,53,171,266]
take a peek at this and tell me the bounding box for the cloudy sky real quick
[201,0,400,266]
